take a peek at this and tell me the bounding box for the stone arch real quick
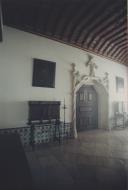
[72,77,109,138]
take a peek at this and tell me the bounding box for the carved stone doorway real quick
[71,56,109,138]
[76,85,98,131]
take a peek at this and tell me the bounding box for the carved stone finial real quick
[86,55,98,77]
[71,63,76,72]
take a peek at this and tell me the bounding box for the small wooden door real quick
[76,85,98,131]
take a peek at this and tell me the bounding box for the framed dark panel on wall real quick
[32,58,56,88]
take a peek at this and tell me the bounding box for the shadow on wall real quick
[0,101,28,128]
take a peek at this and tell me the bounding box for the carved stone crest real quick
[86,55,98,77]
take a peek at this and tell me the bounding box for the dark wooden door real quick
[76,85,98,131]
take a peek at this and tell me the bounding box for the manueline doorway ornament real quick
[86,55,98,77]
[71,54,109,138]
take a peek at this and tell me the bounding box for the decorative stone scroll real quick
[71,55,109,138]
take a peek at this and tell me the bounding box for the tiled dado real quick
[0,122,72,146]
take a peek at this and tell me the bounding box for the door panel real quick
[76,85,98,131]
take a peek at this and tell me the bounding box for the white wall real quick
[0,26,128,128]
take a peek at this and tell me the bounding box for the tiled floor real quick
[26,129,128,190]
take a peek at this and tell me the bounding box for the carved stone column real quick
[71,63,78,138]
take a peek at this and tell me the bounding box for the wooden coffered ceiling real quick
[1,0,128,65]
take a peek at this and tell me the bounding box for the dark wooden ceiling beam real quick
[99,31,126,52]
[36,3,54,33]
[44,4,61,36]
[105,45,127,60]
[3,2,43,29]
[118,52,128,62]
[116,49,128,60]
[108,40,127,55]
[58,3,79,40]
[108,40,127,56]
[94,22,126,51]
[77,1,110,44]
[69,0,105,43]
[100,33,126,54]
[89,16,125,50]
[109,49,126,62]
[69,1,97,43]
[2,0,127,65]
[94,21,126,50]
[82,8,124,48]
[52,3,69,37]
[110,43,127,56]
[121,56,128,64]
[87,15,125,49]
[113,47,127,60]
[62,2,91,42]
[93,26,126,53]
